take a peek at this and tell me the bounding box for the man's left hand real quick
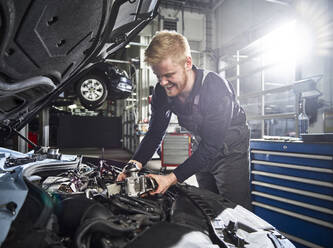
[147,173,177,195]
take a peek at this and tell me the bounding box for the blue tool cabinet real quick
[250,140,333,248]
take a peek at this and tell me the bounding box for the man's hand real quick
[147,172,177,195]
[116,171,127,182]
[116,160,142,181]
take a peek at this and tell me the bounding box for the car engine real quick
[0,149,295,248]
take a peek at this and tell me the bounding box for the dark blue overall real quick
[133,66,251,210]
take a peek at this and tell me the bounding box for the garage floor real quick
[59,147,198,186]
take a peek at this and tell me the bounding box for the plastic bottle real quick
[298,98,309,135]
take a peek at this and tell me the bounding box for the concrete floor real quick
[60,147,198,187]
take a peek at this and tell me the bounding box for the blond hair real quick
[144,30,191,66]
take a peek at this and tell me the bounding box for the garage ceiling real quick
[160,0,293,12]
[160,0,224,13]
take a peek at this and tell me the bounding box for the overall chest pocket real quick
[177,110,203,135]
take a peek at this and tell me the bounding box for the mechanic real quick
[117,30,251,210]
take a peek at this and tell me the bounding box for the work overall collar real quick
[167,65,204,136]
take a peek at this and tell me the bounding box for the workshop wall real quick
[157,8,206,68]
[215,0,291,55]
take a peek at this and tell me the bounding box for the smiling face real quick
[152,57,193,98]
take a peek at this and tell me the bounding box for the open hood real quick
[0,0,160,138]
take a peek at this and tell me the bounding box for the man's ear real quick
[184,56,192,70]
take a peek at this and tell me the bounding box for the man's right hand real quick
[116,172,127,181]
[116,160,143,181]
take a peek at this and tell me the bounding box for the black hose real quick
[74,218,136,248]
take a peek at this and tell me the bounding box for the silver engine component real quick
[106,162,158,197]
[47,148,61,159]
[40,159,157,198]
[122,162,157,197]
[107,175,157,197]
[42,176,72,193]
[124,175,157,197]
[123,162,140,178]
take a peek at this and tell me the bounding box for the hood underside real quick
[0,0,160,136]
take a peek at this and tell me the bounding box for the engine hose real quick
[111,197,161,220]
[113,200,161,220]
[74,218,136,248]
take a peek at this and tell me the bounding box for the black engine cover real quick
[0,0,107,83]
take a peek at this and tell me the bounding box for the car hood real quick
[0,0,160,138]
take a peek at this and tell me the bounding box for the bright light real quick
[295,0,333,56]
[262,21,314,65]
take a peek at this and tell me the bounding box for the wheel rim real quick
[80,79,104,101]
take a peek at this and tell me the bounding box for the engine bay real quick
[0,148,295,248]
[0,150,218,248]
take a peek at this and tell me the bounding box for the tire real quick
[76,74,108,110]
